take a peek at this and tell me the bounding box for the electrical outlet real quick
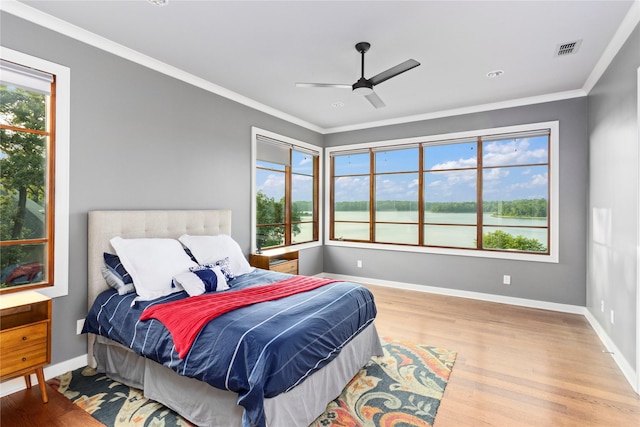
[601,300,605,312]
[503,275,511,285]
[356,260,363,268]
[610,310,615,325]
[76,319,85,335]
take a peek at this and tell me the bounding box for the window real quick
[327,122,558,262]
[0,47,69,297]
[252,128,321,252]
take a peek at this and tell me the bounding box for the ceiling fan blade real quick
[295,83,352,89]
[369,59,420,86]
[365,91,385,109]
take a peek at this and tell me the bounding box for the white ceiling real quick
[4,0,637,132]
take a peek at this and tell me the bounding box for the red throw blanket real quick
[140,276,337,358]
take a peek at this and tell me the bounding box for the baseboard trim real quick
[320,272,585,314]
[0,353,87,398]
[319,272,639,395]
[584,309,639,394]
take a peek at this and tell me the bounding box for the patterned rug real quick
[48,338,456,427]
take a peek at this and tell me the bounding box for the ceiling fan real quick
[296,42,420,109]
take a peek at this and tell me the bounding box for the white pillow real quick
[110,237,198,301]
[178,234,253,277]
[173,265,229,297]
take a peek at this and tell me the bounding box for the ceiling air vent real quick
[555,40,582,57]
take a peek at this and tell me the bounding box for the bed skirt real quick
[92,323,382,427]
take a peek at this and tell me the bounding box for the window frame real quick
[325,121,559,263]
[0,47,70,297]
[251,127,322,253]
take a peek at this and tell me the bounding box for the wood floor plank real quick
[365,284,640,426]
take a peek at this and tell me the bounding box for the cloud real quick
[298,156,312,166]
[257,173,284,193]
[483,168,548,199]
[484,168,510,181]
[334,176,370,200]
[425,170,476,202]
[483,138,547,166]
[530,172,548,186]
[375,176,419,200]
[430,157,476,170]
[292,174,312,185]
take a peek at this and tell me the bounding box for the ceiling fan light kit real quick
[296,41,420,109]
[352,79,374,96]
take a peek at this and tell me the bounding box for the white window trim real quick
[251,127,323,253]
[324,121,560,263]
[1,46,70,297]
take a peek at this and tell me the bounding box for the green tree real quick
[483,198,547,218]
[482,230,546,252]
[256,190,302,249]
[0,85,47,271]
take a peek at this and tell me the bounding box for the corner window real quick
[327,122,558,263]
[252,128,321,252]
[0,47,69,296]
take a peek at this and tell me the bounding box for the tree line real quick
[333,198,547,218]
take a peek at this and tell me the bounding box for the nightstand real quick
[0,291,52,403]
[250,248,299,275]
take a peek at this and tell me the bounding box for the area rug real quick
[48,338,456,427]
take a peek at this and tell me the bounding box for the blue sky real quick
[256,150,314,201]
[258,136,549,203]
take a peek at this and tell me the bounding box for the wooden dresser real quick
[250,248,299,275]
[0,291,52,403]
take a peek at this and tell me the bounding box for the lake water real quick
[328,211,548,248]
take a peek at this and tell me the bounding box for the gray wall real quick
[587,24,639,372]
[3,10,636,376]
[324,97,589,306]
[0,13,323,365]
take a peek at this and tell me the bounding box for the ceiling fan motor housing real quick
[355,42,371,54]
[353,77,374,95]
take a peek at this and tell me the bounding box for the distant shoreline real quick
[332,209,548,220]
[489,213,547,220]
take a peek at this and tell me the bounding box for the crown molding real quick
[322,89,586,134]
[583,0,640,93]
[2,0,635,135]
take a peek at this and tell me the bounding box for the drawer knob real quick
[22,336,27,341]
[22,357,27,362]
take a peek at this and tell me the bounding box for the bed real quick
[84,210,382,427]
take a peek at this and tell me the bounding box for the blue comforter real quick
[83,269,377,427]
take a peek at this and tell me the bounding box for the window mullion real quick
[312,155,319,242]
[418,146,425,246]
[47,76,56,288]
[285,163,292,246]
[476,138,483,250]
[329,156,335,241]
[369,149,375,243]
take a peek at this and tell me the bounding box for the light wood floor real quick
[366,284,640,426]
[1,284,639,426]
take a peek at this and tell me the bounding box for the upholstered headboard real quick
[86,210,232,365]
